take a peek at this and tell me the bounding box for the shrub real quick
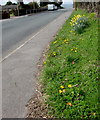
[2,11,10,19]
[12,9,26,16]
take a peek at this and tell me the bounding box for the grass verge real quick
[40,9,99,119]
[10,13,15,17]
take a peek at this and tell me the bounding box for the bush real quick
[2,11,10,19]
[12,9,26,16]
[12,9,18,16]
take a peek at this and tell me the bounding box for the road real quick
[2,10,67,58]
[2,9,73,118]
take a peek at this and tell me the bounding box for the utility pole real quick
[73,0,77,10]
[33,0,34,11]
[16,0,23,16]
[16,0,20,16]
[33,0,36,12]
[17,3,19,16]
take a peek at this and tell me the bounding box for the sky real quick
[0,0,73,5]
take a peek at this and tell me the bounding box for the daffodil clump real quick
[70,14,89,34]
[70,14,82,26]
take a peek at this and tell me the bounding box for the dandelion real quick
[68,84,72,88]
[63,39,69,44]
[64,40,67,42]
[92,113,96,116]
[70,30,73,33]
[59,90,63,93]
[66,102,72,106]
[53,41,57,44]
[71,48,78,52]
[53,52,56,56]
[44,61,46,64]
[60,85,64,89]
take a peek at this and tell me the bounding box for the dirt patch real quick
[25,90,49,118]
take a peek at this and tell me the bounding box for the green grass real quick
[10,13,15,17]
[40,9,99,119]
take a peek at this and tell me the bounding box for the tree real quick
[28,2,39,9]
[12,3,17,5]
[54,0,63,7]
[40,0,49,7]
[6,1,13,5]
[58,0,63,6]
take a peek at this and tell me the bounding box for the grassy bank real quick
[41,9,99,119]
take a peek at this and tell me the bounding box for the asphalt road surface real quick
[2,9,67,58]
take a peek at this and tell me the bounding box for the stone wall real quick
[75,2,100,17]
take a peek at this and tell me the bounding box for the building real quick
[1,5,17,11]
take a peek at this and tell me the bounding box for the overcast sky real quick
[0,0,73,5]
